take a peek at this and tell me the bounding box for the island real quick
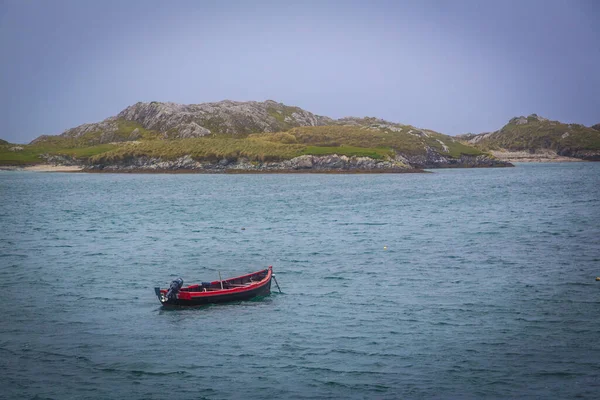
[457,114,600,162]
[1,100,521,172]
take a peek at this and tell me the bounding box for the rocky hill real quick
[3,100,511,171]
[31,100,332,145]
[457,114,600,161]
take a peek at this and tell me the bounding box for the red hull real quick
[155,266,273,306]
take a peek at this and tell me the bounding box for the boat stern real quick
[154,287,167,304]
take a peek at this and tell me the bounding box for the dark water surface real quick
[1,163,599,399]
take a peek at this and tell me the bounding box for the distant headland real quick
[1,100,597,172]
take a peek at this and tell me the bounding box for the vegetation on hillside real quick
[0,119,165,165]
[0,140,118,165]
[1,102,488,166]
[1,122,486,166]
[89,138,304,164]
[252,126,482,158]
[32,119,162,147]
[84,125,483,165]
[266,105,304,131]
[7,101,597,167]
[463,115,600,154]
[0,142,45,165]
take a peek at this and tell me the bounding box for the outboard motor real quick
[166,278,184,300]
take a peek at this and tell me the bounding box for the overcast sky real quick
[1,0,598,143]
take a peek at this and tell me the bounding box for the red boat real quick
[154,266,277,306]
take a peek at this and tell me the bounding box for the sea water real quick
[1,163,599,399]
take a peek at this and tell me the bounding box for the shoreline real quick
[0,164,84,172]
[5,158,589,173]
[1,159,589,174]
[0,164,426,174]
[490,151,584,163]
[81,167,429,174]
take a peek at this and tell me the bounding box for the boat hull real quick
[155,267,273,307]
[161,279,271,306]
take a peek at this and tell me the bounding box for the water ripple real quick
[1,164,599,399]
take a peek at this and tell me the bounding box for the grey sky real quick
[1,0,598,143]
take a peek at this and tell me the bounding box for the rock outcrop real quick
[85,154,416,173]
[116,100,332,138]
[402,147,510,168]
[75,145,510,171]
[31,100,334,145]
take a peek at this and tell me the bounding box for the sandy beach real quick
[490,150,583,163]
[0,165,84,172]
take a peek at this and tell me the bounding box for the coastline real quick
[490,150,584,163]
[0,164,426,174]
[81,168,429,174]
[0,164,84,172]
[0,153,516,173]
[2,158,583,173]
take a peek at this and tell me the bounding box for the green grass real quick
[252,126,483,158]
[88,138,398,165]
[0,142,118,165]
[50,144,119,158]
[302,145,393,159]
[0,145,45,165]
[251,132,298,144]
[427,132,484,158]
[114,120,162,141]
[89,137,306,164]
[31,119,162,148]
[1,119,488,166]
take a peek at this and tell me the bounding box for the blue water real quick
[1,163,599,399]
